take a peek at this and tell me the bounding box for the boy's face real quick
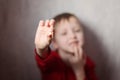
[53,17,84,54]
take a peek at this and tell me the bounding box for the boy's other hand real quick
[68,43,86,71]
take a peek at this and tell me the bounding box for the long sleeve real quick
[35,50,63,72]
[34,49,98,80]
[85,57,98,80]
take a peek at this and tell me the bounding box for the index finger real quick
[74,45,79,60]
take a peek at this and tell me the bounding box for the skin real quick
[53,17,84,61]
[34,17,86,80]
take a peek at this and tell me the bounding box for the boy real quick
[34,13,97,80]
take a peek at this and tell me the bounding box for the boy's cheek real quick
[79,40,84,47]
[63,52,74,60]
[78,37,84,46]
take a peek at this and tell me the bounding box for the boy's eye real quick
[61,32,67,35]
[74,28,81,32]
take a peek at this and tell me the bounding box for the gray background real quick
[0,0,120,80]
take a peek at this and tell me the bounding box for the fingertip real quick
[49,19,55,26]
[51,19,55,22]
[39,20,44,26]
[45,19,49,26]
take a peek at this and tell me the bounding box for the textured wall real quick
[0,0,120,80]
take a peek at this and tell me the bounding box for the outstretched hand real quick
[34,19,55,49]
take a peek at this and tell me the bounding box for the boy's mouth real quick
[69,40,79,46]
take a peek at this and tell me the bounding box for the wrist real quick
[74,67,85,80]
[36,46,50,58]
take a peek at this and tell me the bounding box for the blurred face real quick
[53,17,84,54]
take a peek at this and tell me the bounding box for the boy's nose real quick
[69,31,76,39]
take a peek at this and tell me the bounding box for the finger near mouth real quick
[70,42,79,47]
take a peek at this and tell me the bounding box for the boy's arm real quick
[35,48,60,73]
[34,19,56,72]
[34,19,55,57]
[74,65,98,80]
[74,67,86,80]
[35,46,50,58]
[84,57,98,80]
[71,44,97,80]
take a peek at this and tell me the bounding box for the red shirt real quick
[35,49,98,80]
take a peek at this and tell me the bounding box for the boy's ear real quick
[50,40,58,51]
